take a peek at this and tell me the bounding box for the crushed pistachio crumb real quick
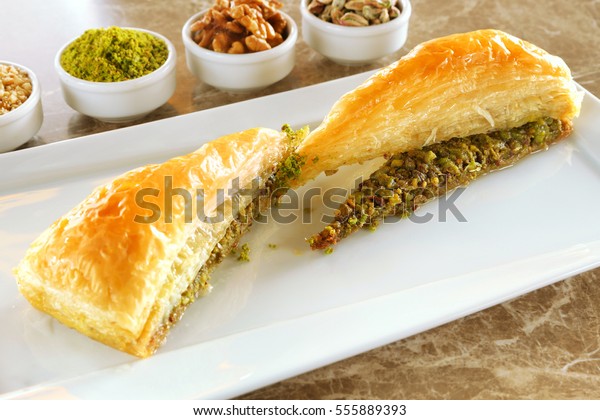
[282,123,309,147]
[265,125,309,197]
[268,243,277,249]
[60,26,168,82]
[324,247,334,255]
[278,153,305,184]
[237,243,251,262]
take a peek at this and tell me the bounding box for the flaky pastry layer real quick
[295,29,582,184]
[14,128,288,357]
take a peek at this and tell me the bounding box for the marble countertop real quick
[3,0,599,399]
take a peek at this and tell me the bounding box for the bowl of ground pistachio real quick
[300,0,411,65]
[55,27,176,122]
[0,61,43,152]
[182,0,298,92]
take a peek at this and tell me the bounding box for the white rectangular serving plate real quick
[1,72,599,399]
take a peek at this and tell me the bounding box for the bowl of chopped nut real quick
[55,27,176,123]
[182,0,298,92]
[300,0,411,65]
[0,61,43,153]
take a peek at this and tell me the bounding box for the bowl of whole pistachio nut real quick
[182,0,298,92]
[0,61,43,152]
[55,26,176,123]
[300,0,411,65]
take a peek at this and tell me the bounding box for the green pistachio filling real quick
[309,118,568,250]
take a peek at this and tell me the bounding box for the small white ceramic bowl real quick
[0,61,43,153]
[300,0,411,65]
[182,10,297,92]
[55,28,176,123]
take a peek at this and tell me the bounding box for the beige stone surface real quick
[243,271,600,399]
[3,0,599,399]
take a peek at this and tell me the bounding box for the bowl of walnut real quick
[182,0,298,92]
[300,0,411,65]
[0,62,43,153]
